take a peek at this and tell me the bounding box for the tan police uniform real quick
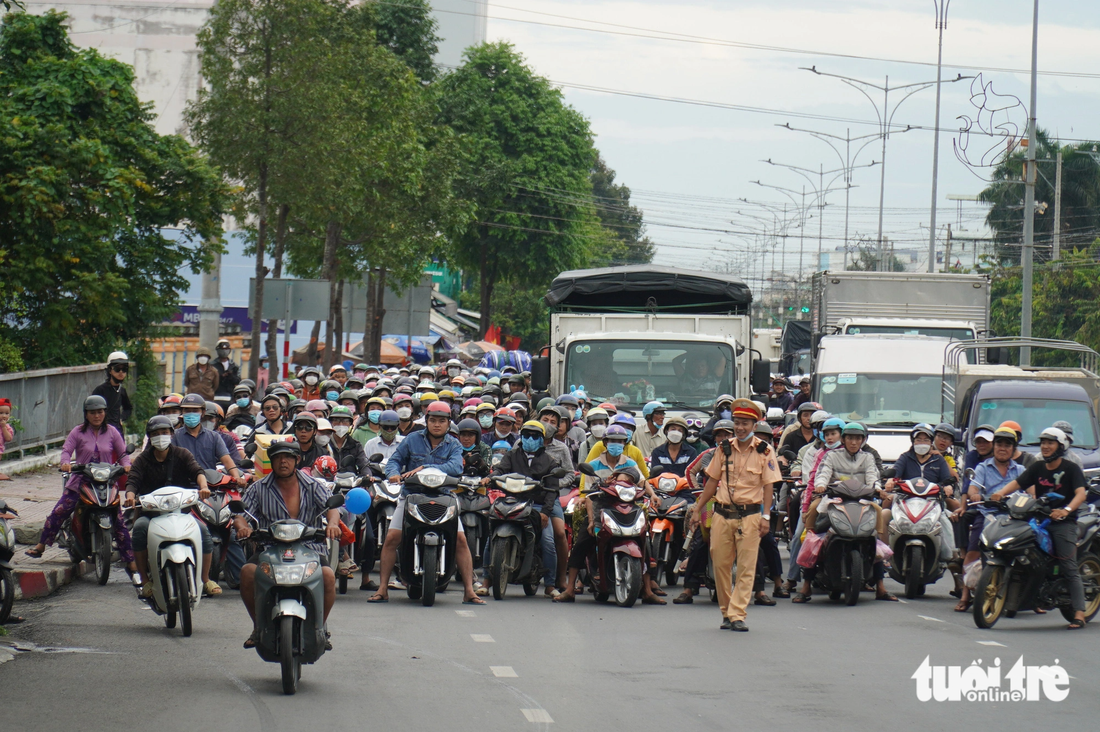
[703,400,782,623]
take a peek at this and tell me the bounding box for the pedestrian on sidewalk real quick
[0,397,15,480]
[25,396,137,577]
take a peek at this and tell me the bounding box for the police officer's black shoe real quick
[719,617,731,630]
[729,620,749,632]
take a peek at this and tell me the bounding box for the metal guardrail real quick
[0,363,112,459]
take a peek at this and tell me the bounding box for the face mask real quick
[501,384,511,394]
[479,414,494,429]
[575,407,582,420]
[236,398,250,409]
[737,433,752,442]
[182,413,201,429]
[606,442,625,457]
[333,425,350,437]
[305,376,318,385]
[216,348,229,358]
[667,429,684,444]
[448,367,460,377]
[381,428,398,440]
[491,455,503,467]
[541,420,557,435]
[367,410,381,424]
[396,407,413,420]
[165,414,180,427]
[495,429,509,440]
[521,435,544,453]
[825,440,841,450]
[624,429,635,439]
[197,356,209,365]
[813,428,820,440]
[462,442,476,452]
[720,409,732,420]
[150,435,172,451]
[315,434,330,447]
[687,429,700,443]
[590,424,607,439]
[913,443,931,456]
[326,391,340,402]
[201,420,215,431]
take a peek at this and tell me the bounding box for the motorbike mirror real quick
[125,442,138,455]
[780,449,797,462]
[228,499,246,513]
[326,493,346,509]
[577,462,597,477]
[239,458,254,470]
[964,467,976,480]
[881,467,896,480]
[550,467,568,479]
[369,453,384,463]
[244,442,258,457]
[340,455,357,469]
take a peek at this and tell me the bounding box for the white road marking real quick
[470,634,495,643]
[896,599,908,604]
[455,610,476,617]
[977,640,1007,647]
[491,666,518,678]
[917,615,945,623]
[521,709,554,723]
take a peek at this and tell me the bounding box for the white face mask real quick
[913,443,932,456]
[150,435,172,451]
[165,414,180,426]
[315,434,330,447]
[333,425,350,437]
[305,376,318,385]
[590,423,607,439]
[197,356,209,365]
[396,407,413,420]
[666,429,684,444]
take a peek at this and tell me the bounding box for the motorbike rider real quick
[482,407,517,447]
[289,412,330,469]
[212,339,241,407]
[158,394,184,429]
[457,418,491,476]
[700,394,736,445]
[252,394,287,439]
[363,410,404,463]
[224,384,258,431]
[767,377,794,412]
[353,396,386,444]
[583,414,650,482]
[475,401,497,439]
[300,367,322,401]
[92,351,133,435]
[175,394,247,486]
[581,425,641,494]
[633,401,667,459]
[125,416,219,598]
[648,416,697,478]
[884,423,959,571]
[393,394,420,437]
[369,401,484,604]
[998,420,1038,468]
[184,347,219,401]
[581,407,610,456]
[989,426,1089,629]
[329,364,348,388]
[750,421,786,606]
[790,376,813,410]
[931,423,960,480]
[206,401,245,463]
[961,423,996,495]
[234,440,340,648]
[1052,420,1086,467]
[26,396,136,575]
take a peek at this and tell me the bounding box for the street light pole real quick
[1021,0,1039,366]
[928,1,952,273]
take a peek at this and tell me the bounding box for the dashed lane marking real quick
[917,615,945,623]
[977,640,1007,647]
[456,610,476,617]
[491,666,518,678]
[521,709,554,723]
[471,634,495,643]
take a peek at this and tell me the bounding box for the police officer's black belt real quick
[713,503,761,519]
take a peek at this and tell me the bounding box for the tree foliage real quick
[0,11,228,368]
[373,0,440,82]
[588,154,655,266]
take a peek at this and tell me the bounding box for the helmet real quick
[933,422,957,440]
[313,455,338,480]
[585,407,609,423]
[712,419,736,435]
[286,398,306,414]
[842,422,867,437]
[610,465,643,485]
[809,410,830,427]
[438,389,457,402]
[180,393,206,408]
[662,416,688,434]
[495,407,517,424]
[320,379,341,394]
[520,420,547,438]
[998,420,1024,441]
[1039,426,1070,451]
[232,383,252,397]
[379,410,400,428]
[204,401,223,419]
[329,364,346,375]
[603,424,630,441]
[329,406,354,422]
[315,418,332,432]
[754,421,773,437]
[536,396,555,412]
[306,399,328,413]
[260,393,284,410]
[393,393,414,406]
[108,351,129,365]
[611,413,637,430]
[196,346,212,358]
[598,402,618,414]
[992,427,1019,445]
[910,423,935,441]
[338,390,358,403]
[267,440,301,460]
[457,418,481,434]
[1052,420,1075,442]
[822,417,846,434]
[642,400,665,418]
[538,404,561,422]
[573,389,589,403]
[145,415,173,435]
[553,405,572,424]
[419,392,439,404]
[715,394,734,409]
[425,401,451,418]
[159,394,182,411]
[83,394,108,412]
[292,412,318,428]
[800,376,812,385]
[797,401,821,415]
[239,378,256,392]
[555,394,579,408]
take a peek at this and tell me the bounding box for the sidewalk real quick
[1,463,91,602]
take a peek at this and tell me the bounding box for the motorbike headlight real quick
[271,523,306,543]
[657,477,677,492]
[615,485,639,502]
[91,467,111,483]
[418,469,447,489]
[565,498,577,515]
[272,564,307,585]
[383,482,401,497]
[198,503,217,522]
[145,493,181,512]
[601,513,624,536]
[503,478,529,494]
[218,506,233,523]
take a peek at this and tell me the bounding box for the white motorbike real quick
[139,486,203,636]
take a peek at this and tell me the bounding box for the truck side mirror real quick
[530,356,550,392]
[751,359,771,396]
[986,347,1002,365]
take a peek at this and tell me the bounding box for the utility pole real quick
[928,1,952,273]
[876,76,890,271]
[944,224,953,271]
[198,251,221,352]
[1053,150,1062,261]
[1020,0,1039,366]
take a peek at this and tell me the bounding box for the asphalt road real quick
[3,560,1098,732]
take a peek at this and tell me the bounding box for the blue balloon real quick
[345,487,371,515]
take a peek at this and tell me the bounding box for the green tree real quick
[588,154,656,266]
[979,129,1100,264]
[0,11,227,368]
[373,0,440,82]
[436,42,601,337]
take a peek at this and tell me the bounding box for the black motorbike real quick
[485,471,561,600]
[456,475,490,569]
[973,492,1100,629]
[0,498,17,622]
[398,467,460,607]
[808,478,879,606]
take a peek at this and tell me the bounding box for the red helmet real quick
[425,401,452,417]
[313,455,338,480]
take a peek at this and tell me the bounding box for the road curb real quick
[1,449,62,477]
[12,559,88,601]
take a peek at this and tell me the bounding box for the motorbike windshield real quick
[563,340,735,410]
[815,372,942,427]
[976,398,1098,449]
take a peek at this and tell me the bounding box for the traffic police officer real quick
[690,399,781,632]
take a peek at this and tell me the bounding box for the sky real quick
[470,0,1100,286]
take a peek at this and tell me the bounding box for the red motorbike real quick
[57,463,127,585]
[577,463,648,608]
[193,468,242,588]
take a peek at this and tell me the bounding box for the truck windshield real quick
[976,399,1098,449]
[844,325,974,340]
[564,340,735,410]
[815,373,942,427]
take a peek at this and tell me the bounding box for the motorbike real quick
[57,461,129,584]
[367,454,401,575]
[577,463,648,608]
[0,499,17,622]
[138,486,204,637]
[231,492,344,695]
[485,470,564,600]
[973,492,1100,629]
[328,460,367,595]
[194,468,241,589]
[646,473,692,587]
[887,475,948,598]
[456,475,491,569]
[397,467,460,607]
[808,478,879,606]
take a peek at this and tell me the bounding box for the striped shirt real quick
[243,470,332,554]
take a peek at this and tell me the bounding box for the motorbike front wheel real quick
[489,537,515,601]
[613,554,642,608]
[175,563,193,638]
[904,545,924,600]
[280,615,299,695]
[95,527,112,585]
[973,564,1008,629]
[0,567,14,623]
[845,549,862,606]
[421,545,439,607]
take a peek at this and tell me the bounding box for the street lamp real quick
[928,1,952,273]
[1021,0,1040,366]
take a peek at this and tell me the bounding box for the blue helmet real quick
[822,417,846,433]
[642,400,665,418]
[611,413,637,429]
[378,409,400,428]
[603,424,630,441]
[491,440,511,451]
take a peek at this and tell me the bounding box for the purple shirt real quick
[60,423,130,492]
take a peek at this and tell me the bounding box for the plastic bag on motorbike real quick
[1029,518,1053,555]
[797,531,826,568]
[875,538,893,562]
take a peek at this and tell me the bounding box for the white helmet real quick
[108,351,129,365]
[1038,426,1069,451]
